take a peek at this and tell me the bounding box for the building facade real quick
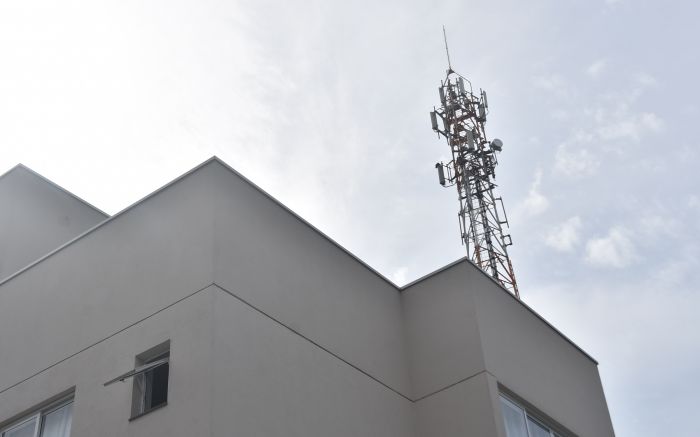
[0,158,615,437]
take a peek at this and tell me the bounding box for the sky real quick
[0,0,698,435]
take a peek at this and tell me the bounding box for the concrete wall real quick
[0,158,615,437]
[0,285,215,437]
[403,260,615,437]
[470,269,616,437]
[414,372,502,437]
[0,160,415,437]
[0,165,107,281]
[402,261,485,399]
[211,285,415,437]
[0,163,215,395]
[403,262,501,437]
[209,161,411,396]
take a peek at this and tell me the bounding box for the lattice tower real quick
[430,70,519,298]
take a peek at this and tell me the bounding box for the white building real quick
[0,158,615,437]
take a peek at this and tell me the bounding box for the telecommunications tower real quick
[430,29,519,298]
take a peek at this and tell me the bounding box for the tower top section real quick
[429,51,519,297]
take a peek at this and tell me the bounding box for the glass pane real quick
[500,397,528,437]
[40,403,73,437]
[149,363,169,408]
[527,416,552,437]
[4,417,37,437]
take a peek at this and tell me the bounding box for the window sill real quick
[128,403,167,422]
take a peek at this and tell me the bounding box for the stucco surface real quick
[402,262,486,399]
[414,371,502,437]
[0,165,107,281]
[470,268,615,437]
[0,286,215,437]
[0,158,615,437]
[211,285,415,437]
[208,161,411,395]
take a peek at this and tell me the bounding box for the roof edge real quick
[0,157,221,287]
[398,256,470,290]
[0,157,598,366]
[0,157,401,291]
[0,163,109,217]
[400,257,599,365]
[209,157,400,290]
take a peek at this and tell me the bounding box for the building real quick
[0,158,615,437]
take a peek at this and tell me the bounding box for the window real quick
[103,341,170,419]
[500,395,566,437]
[132,352,169,417]
[1,399,73,437]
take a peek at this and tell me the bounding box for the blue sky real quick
[1,1,698,435]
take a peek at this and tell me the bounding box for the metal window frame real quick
[103,357,170,387]
[500,395,529,436]
[36,399,74,437]
[131,351,170,417]
[526,414,554,437]
[1,414,40,437]
[499,394,568,437]
[1,397,74,437]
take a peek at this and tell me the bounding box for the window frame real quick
[0,397,73,437]
[102,340,171,421]
[130,351,170,419]
[499,394,570,437]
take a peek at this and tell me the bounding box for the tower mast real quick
[430,34,519,298]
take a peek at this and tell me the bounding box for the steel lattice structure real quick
[430,69,519,298]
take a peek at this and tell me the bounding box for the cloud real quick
[585,227,638,268]
[597,112,664,142]
[517,169,550,218]
[533,74,569,97]
[554,143,600,177]
[637,214,680,239]
[545,216,582,252]
[524,261,700,437]
[549,71,664,174]
[586,59,607,79]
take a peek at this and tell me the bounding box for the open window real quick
[104,341,170,420]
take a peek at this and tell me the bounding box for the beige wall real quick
[403,260,615,437]
[0,158,615,437]
[0,165,107,281]
[471,269,615,437]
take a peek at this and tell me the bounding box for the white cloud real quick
[597,111,664,142]
[524,267,700,437]
[637,214,680,239]
[533,74,569,97]
[585,227,638,268]
[554,144,600,177]
[517,169,550,218]
[545,216,582,252]
[586,59,607,79]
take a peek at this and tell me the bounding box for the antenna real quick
[443,25,452,72]
[429,41,520,298]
